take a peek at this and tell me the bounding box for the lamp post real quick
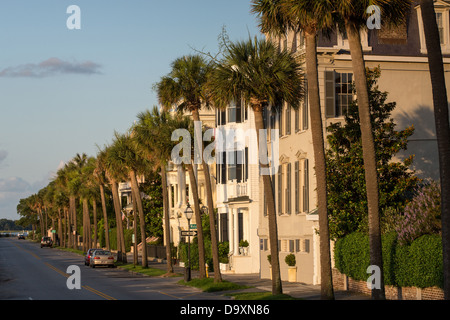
[184,203,194,282]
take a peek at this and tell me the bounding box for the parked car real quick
[84,248,98,266]
[40,236,53,248]
[90,250,115,268]
[18,234,25,240]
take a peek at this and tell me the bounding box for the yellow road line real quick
[12,240,116,300]
[82,285,117,300]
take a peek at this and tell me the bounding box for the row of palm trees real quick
[16,0,450,300]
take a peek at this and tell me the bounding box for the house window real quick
[285,105,291,135]
[437,12,445,44]
[334,27,371,51]
[216,99,247,125]
[220,213,228,242]
[217,147,248,184]
[417,4,450,54]
[325,70,354,118]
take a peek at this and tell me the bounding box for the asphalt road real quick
[0,237,230,301]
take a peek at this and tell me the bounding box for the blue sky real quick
[0,1,261,220]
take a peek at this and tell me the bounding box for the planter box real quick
[288,266,297,283]
[220,263,229,271]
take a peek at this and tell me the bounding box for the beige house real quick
[260,1,450,285]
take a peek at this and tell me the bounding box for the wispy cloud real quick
[0,150,7,164]
[0,57,102,78]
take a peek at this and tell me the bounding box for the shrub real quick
[335,232,443,289]
[396,181,441,245]
[285,253,296,267]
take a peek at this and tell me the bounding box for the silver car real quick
[89,250,115,268]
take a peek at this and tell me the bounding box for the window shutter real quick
[285,105,291,135]
[286,163,291,215]
[303,159,309,212]
[236,99,242,123]
[295,161,299,214]
[221,152,226,184]
[278,165,282,215]
[325,71,335,117]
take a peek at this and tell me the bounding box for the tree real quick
[326,67,419,239]
[95,149,111,251]
[155,55,222,282]
[209,37,304,294]
[107,131,149,267]
[332,0,411,299]
[103,144,128,263]
[251,0,335,299]
[133,107,193,275]
[419,0,450,299]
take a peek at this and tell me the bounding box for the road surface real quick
[0,237,229,301]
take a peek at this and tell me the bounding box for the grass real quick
[178,277,250,292]
[116,262,182,277]
[227,292,301,300]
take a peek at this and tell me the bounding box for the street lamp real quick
[184,203,194,282]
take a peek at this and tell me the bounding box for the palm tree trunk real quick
[420,0,450,299]
[346,22,385,300]
[132,192,138,265]
[129,170,148,268]
[186,162,207,279]
[111,180,127,262]
[93,199,98,249]
[100,184,110,250]
[253,104,282,295]
[191,108,222,282]
[82,198,90,252]
[58,209,63,247]
[305,31,334,300]
[70,195,77,250]
[161,165,174,274]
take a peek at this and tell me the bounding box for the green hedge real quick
[334,232,443,289]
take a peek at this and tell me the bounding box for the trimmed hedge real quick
[334,232,443,289]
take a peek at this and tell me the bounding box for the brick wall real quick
[332,268,444,300]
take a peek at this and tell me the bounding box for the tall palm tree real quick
[133,107,194,276]
[155,55,222,282]
[103,144,128,263]
[209,37,304,295]
[333,0,411,300]
[419,0,450,299]
[95,149,111,251]
[251,0,335,300]
[108,131,149,267]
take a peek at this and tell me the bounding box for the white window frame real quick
[334,27,372,52]
[416,2,450,54]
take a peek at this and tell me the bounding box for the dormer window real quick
[416,1,450,54]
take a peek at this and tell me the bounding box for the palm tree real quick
[209,37,304,295]
[251,0,335,300]
[108,131,149,267]
[103,144,128,263]
[333,0,411,300]
[133,107,194,276]
[155,55,222,282]
[419,0,450,299]
[95,149,111,251]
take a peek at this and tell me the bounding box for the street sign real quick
[189,224,197,230]
[181,230,198,237]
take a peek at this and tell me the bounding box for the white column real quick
[234,208,239,255]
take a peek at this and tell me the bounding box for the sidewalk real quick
[124,253,370,300]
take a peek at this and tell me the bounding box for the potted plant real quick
[285,253,297,282]
[239,239,249,255]
[218,242,230,271]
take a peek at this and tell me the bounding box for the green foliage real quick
[326,67,419,239]
[218,241,230,263]
[335,232,443,289]
[140,171,164,239]
[285,253,296,267]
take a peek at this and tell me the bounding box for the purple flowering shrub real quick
[396,181,441,245]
